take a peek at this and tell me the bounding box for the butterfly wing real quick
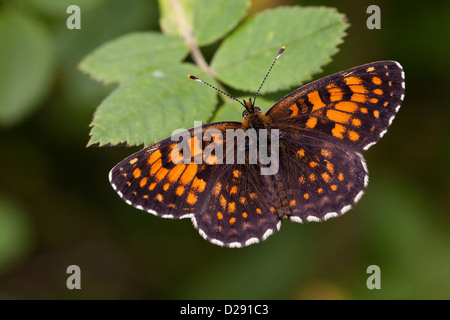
[272,133,368,222]
[262,61,404,222]
[266,61,405,151]
[109,122,280,247]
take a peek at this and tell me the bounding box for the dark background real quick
[0,0,448,299]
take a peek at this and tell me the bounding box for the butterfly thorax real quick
[242,99,270,131]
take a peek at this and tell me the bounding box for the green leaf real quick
[79,32,189,84]
[211,6,349,93]
[159,0,250,46]
[211,96,276,123]
[89,63,217,147]
[159,0,195,37]
[192,0,249,46]
[0,10,53,127]
[0,196,32,275]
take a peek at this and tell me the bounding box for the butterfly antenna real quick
[253,46,285,105]
[187,75,245,107]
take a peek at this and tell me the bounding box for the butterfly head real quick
[242,98,269,130]
[242,98,261,117]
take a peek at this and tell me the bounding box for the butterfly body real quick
[109,61,405,248]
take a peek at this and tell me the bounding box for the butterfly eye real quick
[242,110,248,117]
[255,107,261,113]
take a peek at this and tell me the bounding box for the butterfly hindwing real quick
[274,133,368,223]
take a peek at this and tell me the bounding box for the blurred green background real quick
[0,0,449,299]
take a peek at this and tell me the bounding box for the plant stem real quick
[171,0,214,77]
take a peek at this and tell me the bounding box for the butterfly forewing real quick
[266,61,405,151]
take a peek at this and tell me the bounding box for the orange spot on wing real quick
[155,167,169,181]
[366,67,375,72]
[370,98,378,104]
[297,149,305,157]
[308,91,326,111]
[327,109,350,124]
[249,193,257,200]
[149,182,157,191]
[331,124,346,139]
[166,163,186,182]
[180,163,197,185]
[147,150,161,165]
[317,188,323,194]
[192,177,206,192]
[345,76,362,86]
[133,168,141,179]
[348,130,360,141]
[304,193,310,200]
[230,185,238,195]
[321,149,332,158]
[352,118,362,127]
[233,170,241,178]
[213,182,222,197]
[335,101,358,113]
[220,195,227,208]
[373,88,383,95]
[163,183,170,191]
[322,172,331,183]
[309,173,316,181]
[187,192,197,205]
[176,186,185,196]
[140,177,148,187]
[331,185,338,191]
[338,172,344,181]
[309,161,319,168]
[326,161,335,174]
[351,93,367,103]
[373,110,380,118]
[242,212,248,218]
[290,200,296,207]
[289,103,299,116]
[328,86,344,101]
[372,76,382,85]
[217,212,223,220]
[129,158,138,165]
[229,217,236,225]
[228,202,236,214]
[360,107,368,114]
[150,158,162,175]
[305,117,318,129]
[256,208,262,214]
[156,194,163,202]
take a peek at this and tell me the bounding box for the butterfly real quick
[109,48,405,248]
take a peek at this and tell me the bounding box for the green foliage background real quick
[0,0,449,299]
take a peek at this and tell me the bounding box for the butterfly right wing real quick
[266,61,405,152]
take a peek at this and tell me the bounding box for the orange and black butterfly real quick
[109,47,405,248]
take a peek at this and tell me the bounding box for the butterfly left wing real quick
[109,121,281,247]
[109,122,242,219]
[266,61,405,152]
